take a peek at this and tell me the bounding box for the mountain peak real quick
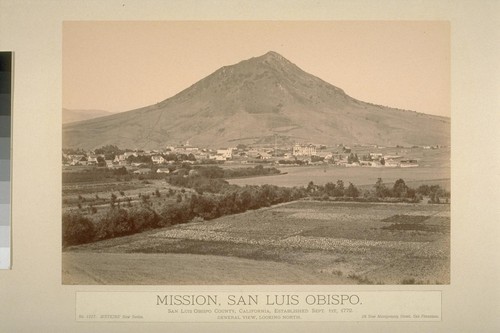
[258,51,288,62]
[263,50,283,58]
[63,51,450,150]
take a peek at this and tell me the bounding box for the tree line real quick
[306,178,449,203]
[63,177,449,247]
[63,183,307,247]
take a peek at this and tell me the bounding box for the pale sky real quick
[63,21,450,117]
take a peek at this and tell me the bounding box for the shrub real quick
[142,194,150,202]
[96,209,133,239]
[128,207,162,230]
[113,167,127,175]
[62,212,96,247]
[88,205,97,214]
[159,202,193,226]
[347,273,375,285]
[190,216,205,223]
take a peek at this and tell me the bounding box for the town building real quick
[151,155,165,164]
[292,144,317,156]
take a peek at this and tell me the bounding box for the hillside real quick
[63,108,114,124]
[63,51,450,150]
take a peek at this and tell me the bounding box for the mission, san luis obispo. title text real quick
[156,294,361,307]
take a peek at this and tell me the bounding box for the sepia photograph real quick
[61,21,450,285]
[1,0,499,331]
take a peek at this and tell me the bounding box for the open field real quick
[229,147,450,189]
[229,165,450,189]
[62,252,351,285]
[63,200,449,285]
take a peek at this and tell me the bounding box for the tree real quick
[62,212,96,246]
[197,166,225,179]
[104,153,115,160]
[417,185,431,196]
[347,153,359,164]
[324,182,336,196]
[164,153,177,162]
[345,183,360,198]
[392,179,408,198]
[97,156,106,167]
[307,181,316,193]
[128,207,161,230]
[113,167,127,175]
[375,178,388,198]
[94,145,122,155]
[334,180,344,197]
[97,208,133,239]
[110,193,117,208]
[127,155,152,164]
[141,194,151,206]
[311,155,324,163]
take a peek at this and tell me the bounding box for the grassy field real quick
[63,200,449,285]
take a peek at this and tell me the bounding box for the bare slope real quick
[63,51,450,150]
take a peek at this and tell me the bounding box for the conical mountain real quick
[63,51,450,150]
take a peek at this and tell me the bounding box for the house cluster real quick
[63,141,420,169]
[342,153,419,168]
[63,154,100,166]
[62,144,236,168]
[279,144,419,168]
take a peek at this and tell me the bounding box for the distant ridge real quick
[63,51,450,150]
[63,108,114,124]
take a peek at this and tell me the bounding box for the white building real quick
[156,168,170,174]
[400,159,419,168]
[292,144,317,156]
[151,155,165,164]
[216,148,233,159]
[384,159,400,167]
